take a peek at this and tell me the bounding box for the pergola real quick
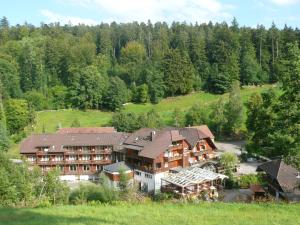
[161,167,228,197]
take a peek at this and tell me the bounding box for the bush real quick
[220,152,239,176]
[224,174,239,189]
[238,174,264,189]
[24,91,49,111]
[153,192,174,202]
[69,182,119,205]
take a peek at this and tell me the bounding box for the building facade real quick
[20,130,128,181]
[122,127,217,193]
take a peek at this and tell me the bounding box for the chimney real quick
[151,131,156,141]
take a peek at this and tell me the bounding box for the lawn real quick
[0,202,299,225]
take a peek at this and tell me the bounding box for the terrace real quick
[161,167,227,197]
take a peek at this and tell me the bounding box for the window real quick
[200,145,206,151]
[104,155,111,161]
[69,155,77,161]
[95,155,102,160]
[54,155,63,161]
[57,165,64,171]
[69,165,77,171]
[41,156,49,161]
[164,162,168,168]
[145,173,152,179]
[156,163,161,169]
[164,151,169,157]
[27,156,36,162]
[135,171,141,176]
[96,165,102,171]
[42,166,50,171]
[83,165,90,171]
[82,155,90,160]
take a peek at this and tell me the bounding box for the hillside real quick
[7,85,276,158]
[0,202,299,225]
[33,85,275,134]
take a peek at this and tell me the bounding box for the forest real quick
[0,17,299,109]
[0,17,299,165]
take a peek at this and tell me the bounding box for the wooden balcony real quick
[50,160,64,165]
[37,160,51,165]
[169,144,183,150]
[164,154,183,162]
[64,150,78,155]
[134,166,154,174]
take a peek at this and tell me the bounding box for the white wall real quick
[59,175,97,181]
[133,169,167,194]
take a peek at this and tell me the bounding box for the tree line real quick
[246,42,300,169]
[112,80,244,138]
[1,16,300,112]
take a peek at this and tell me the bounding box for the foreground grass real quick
[0,202,299,225]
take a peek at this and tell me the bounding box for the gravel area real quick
[238,162,262,175]
[215,140,246,156]
[215,140,263,174]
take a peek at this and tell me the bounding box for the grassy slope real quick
[0,203,299,225]
[34,85,274,134]
[8,85,275,158]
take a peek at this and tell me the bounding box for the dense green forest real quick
[1,17,299,109]
[0,16,299,163]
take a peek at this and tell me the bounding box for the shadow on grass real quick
[0,208,112,225]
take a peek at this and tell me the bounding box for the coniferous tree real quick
[271,42,300,159]
[163,49,195,95]
[224,81,244,134]
[240,31,264,85]
[103,76,128,111]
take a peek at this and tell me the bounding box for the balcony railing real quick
[164,154,183,162]
[37,160,51,164]
[169,144,183,150]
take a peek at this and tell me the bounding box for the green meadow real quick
[0,202,299,225]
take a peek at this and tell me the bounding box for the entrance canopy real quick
[162,167,227,188]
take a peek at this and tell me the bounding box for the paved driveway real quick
[215,140,246,156]
[215,140,262,174]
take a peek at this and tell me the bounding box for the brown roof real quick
[57,127,116,134]
[250,184,265,193]
[124,126,215,159]
[124,128,183,159]
[189,125,215,139]
[20,132,128,154]
[179,127,217,149]
[257,159,300,193]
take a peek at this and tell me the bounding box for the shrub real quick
[152,192,174,201]
[220,152,239,176]
[224,174,239,189]
[69,180,119,205]
[238,174,264,189]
